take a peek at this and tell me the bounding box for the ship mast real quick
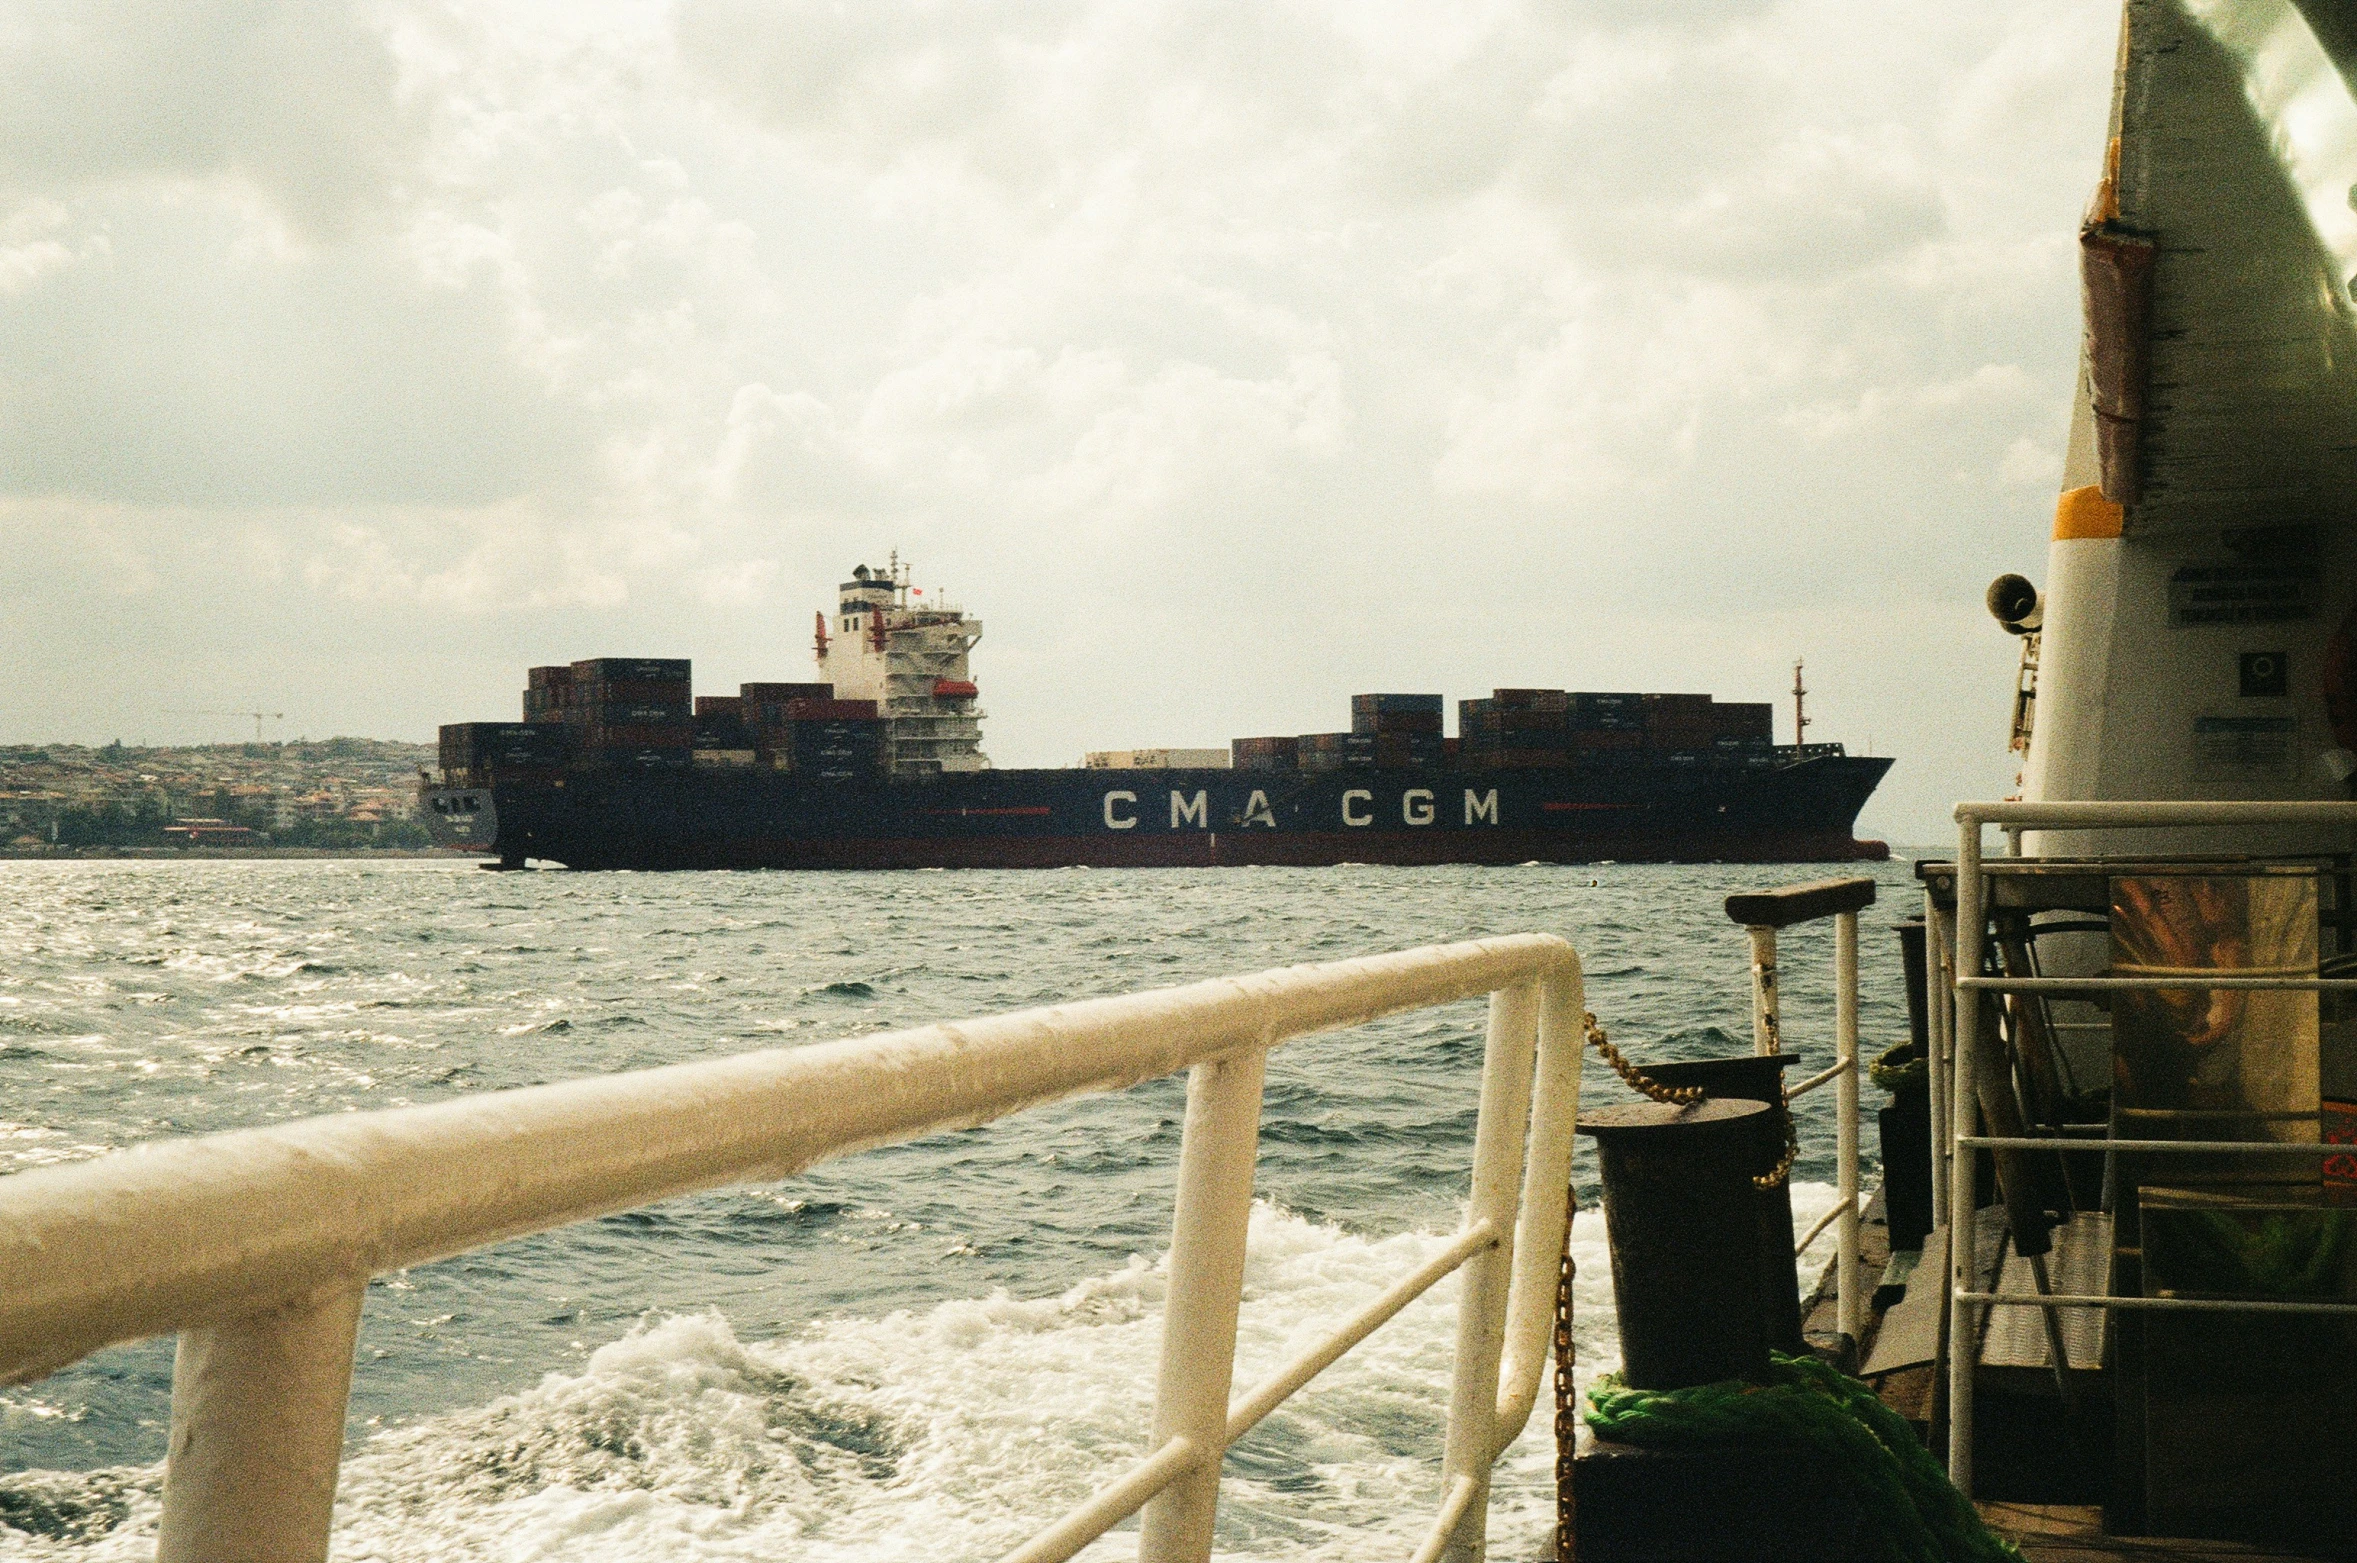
[1791,659,1809,747]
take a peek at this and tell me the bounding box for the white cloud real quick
[1999,433,2063,489]
[0,0,420,234]
[0,0,2121,837]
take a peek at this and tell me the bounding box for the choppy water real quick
[0,858,1923,1559]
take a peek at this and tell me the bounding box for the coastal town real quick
[0,739,445,854]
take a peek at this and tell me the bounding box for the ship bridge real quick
[819,555,989,777]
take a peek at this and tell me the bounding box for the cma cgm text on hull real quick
[421,558,1892,869]
[422,760,1891,870]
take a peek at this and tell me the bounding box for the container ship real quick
[420,560,1890,869]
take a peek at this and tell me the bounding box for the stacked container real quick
[1297,732,1371,772]
[522,666,575,724]
[1708,703,1775,753]
[1259,687,1781,775]
[1350,694,1446,768]
[1640,693,1717,752]
[439,722,571,786]
[737,683,834,770]
[785,697,884,781]
[741,683,834,730]
[1567,692,1647,757]
[1462,690,1577,768]
[569,657,693,769]
[692,696,754,762]
[1232,736,1300,772]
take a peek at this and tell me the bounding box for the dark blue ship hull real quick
[428,752,1892,869]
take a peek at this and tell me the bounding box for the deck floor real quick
[1979,1503,2354,1563]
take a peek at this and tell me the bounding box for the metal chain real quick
[1753,1087,1798,1191]
[1553,1214,1577,1563]
[1580,1012,1701,1106]
[1582,1010,1792,1189]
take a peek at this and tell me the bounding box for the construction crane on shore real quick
[170,710,285,743]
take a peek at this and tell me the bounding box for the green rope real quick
[1584,1353,2022,1563]
[1870,1041,1930,1096]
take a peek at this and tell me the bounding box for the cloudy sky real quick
[0,0,2120,841]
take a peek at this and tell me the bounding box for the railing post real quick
[1834,909,1861,1346]
[1490,960,1586,1445]
[156,1282,366,1563]
[1947,814,1985,1492]
[1924,893,1953,1229]
[1747,926,1781,1054]
[1138,1047,1269,1563]
[1436,981,1541,1563]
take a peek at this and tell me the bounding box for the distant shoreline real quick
[0,847,488,862]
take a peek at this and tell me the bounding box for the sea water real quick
[0,857,1921,1559]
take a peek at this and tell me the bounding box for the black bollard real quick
[1883,918,1937,1251]
[1896,916,1929,1052]
[1579,1097,1773,1390]
[1638,1054,1806,1353]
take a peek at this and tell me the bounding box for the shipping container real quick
[579,721,692,749]
[1371,734,1445,768]
[785,698,880,721]
[601,749,693,770]
[789,726,882,765]
[527,665,576,690]
[1710,703,1774,739]
[569,706,689,732]
[1083,749,1232,769]
[440,722,571,777]
[1352,709,1444,737]
[573,676,689,703]
[1232,736,1298,772]
[741,686,832,730]
[1492,689,1572,712]
[572,658,691,684]
[521,686,573,723]
[1567,708,1648,733]
[1350,693,1444,714]
[1476,708,1571,733]
[695,696,743,717]
[695,713,751,749]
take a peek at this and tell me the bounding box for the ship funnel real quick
[1986,573,2042,635]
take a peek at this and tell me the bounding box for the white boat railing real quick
[1726,877,1868,1346]
[0,934,1587,1563]
[1943,800,2357,1496]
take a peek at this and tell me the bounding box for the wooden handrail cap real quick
[1723,876,1877,929]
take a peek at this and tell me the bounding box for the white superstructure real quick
[1999,5,2357,862]
[815,554,989,776]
